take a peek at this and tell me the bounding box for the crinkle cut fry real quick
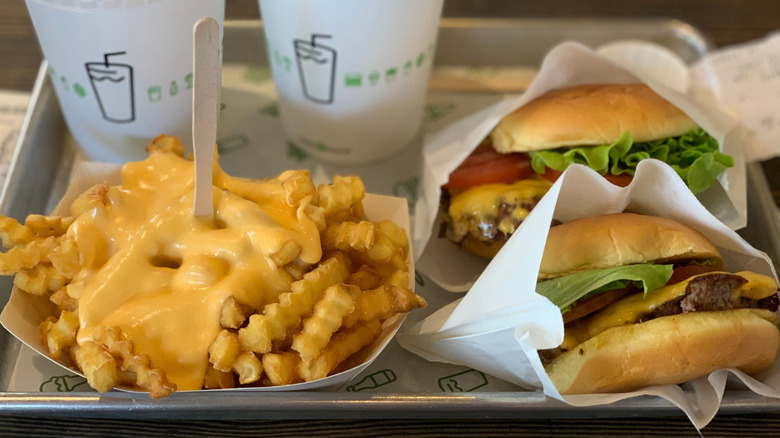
[317,175,365,220]
[0,216,34,248]
[25,214,75,239]
[14,264,68,296]
[342,285,427,329]
[300,320,383,382]
[72,341,118,393]
[145,134,186,156]
[69,183,109,217]
[262,352,302,386]
[48,234,81,278]
[238,253,351,354]
[292,283,359,361]
[92,326,176,398]
[0,236,59,275]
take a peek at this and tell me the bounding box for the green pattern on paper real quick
[283,56,292,72]
[40,375,89,392]
[169,81,179,96]
[346,369,397,391]
[287,141,309,162]
[424,102,457,123]
[345,73,362,87]
[148,86,162,103]
[368,71,380,86]
[73,82,86,98]
[415,270,425,286]
[392,176,420,204]
[185,73,194,90]
[438,369,488,392]
[416,52,425,67]
[403,61,412,75]
[244,64,272,83]
[259,102,279,117]
[385,68,397,82]
[60,76,69,91]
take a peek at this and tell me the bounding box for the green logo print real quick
[403,61,412,76]
[345,73,362,87]
[216,133,249,155]
[385,68,397,83]
[185,73,193,90]
[438,369,488,392]
[244,65,272,83]
[148,86,162,103]
[287,141,309,162]
[170,81,179,97]
[346,369,397,391]
[73,82,87,98]
[416,52,425,67]
[60,76,70,91]
[48,66,56,78]
[392,176,420,205]
[368,71,380,86]
[259,102,279,117]
[424,102,457,123]
[40,375,89,392]
[415,270,425,286]
[282,56,292,72]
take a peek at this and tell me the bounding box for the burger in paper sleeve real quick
[441,84,734,259]
[535,212,779,394]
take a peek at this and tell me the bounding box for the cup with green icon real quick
[25,0,225,163]
[260,0,444,164]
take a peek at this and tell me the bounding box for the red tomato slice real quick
[667,261,724,285]
[540,167,633,187]
[443,143,534,190]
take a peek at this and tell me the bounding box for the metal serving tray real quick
[1,19,780,419]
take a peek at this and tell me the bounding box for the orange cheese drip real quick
[69,153,322,390]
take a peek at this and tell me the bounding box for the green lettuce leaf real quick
[528,129,734,194]
[536,264,674,313]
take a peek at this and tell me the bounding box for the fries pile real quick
[0,135,425,397]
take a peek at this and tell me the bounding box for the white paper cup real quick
[25,0,225,163]
[259,0,443,164]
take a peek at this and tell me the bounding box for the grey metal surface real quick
[0,18,778,419]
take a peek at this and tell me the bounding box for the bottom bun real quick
[545,308,780,395]
[461,235,505,259]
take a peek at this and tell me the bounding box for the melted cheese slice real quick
[69,152,323,390]
[561,270,778,351]
[448,177,551,235]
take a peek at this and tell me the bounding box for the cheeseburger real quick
[535,213,780,395]
[441,84,733,258]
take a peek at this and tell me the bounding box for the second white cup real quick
[260,0,443,164]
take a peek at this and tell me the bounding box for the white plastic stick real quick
[192,17,220,218]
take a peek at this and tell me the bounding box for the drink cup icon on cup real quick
[85,51,135,123]
[294,34,337,104]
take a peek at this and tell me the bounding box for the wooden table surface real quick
[2,0,780,436]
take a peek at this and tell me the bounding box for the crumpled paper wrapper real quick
[0,161,414,393]
[413,42,747,293]
[398,160,780,429]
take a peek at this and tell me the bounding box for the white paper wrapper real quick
[399,160,780,429]
[413,42,746,293]
[0,161,414,394]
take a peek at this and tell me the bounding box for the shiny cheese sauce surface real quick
[561,270,778,351]
[68,153,323,390]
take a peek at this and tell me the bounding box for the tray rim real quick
[2,17,779,420]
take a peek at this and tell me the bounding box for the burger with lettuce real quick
[441,83,734,258]
[536,213,780,394]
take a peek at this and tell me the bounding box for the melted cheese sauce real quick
[69,152,323,390]
[561,270,778,350]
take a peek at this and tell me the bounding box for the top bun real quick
[538,213,721,280]
[490,84,699,153]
